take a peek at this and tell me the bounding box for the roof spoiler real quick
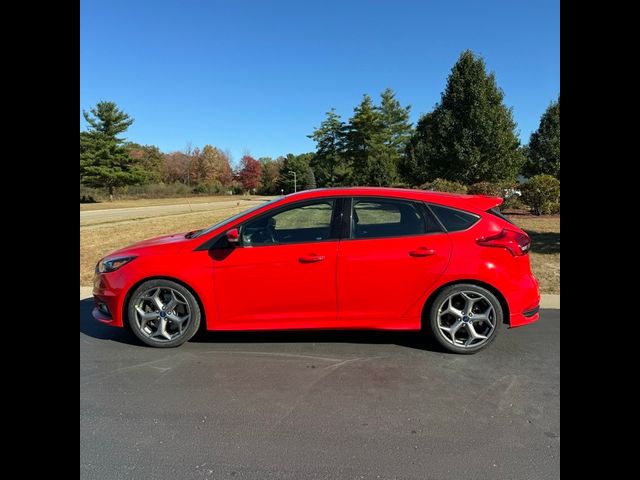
[465,195,503,211]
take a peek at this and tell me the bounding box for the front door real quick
[213,198,341,330]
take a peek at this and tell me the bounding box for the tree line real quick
[80,50,559,200]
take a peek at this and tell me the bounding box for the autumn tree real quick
[203,145,234,186]
[170,145,234,188]
[403,50,524,185]
[80,101,145,199]
[258,157,283,194]
[238,155,262,192]
[161,152,190,183]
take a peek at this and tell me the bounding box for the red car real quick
[92,188,539,353]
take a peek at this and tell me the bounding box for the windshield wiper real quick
[184,229,201,239]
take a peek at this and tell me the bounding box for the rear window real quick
[429,204,480,232]
[486,207,515,225]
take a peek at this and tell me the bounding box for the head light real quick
[96,256,136,273]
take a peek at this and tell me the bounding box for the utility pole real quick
[291,171,297,193]
[185,141,192,186]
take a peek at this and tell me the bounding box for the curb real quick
[80,286,93,300]
[540,294,560,309]
[81,287,560,310]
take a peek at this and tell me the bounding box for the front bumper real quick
[92,272,126,327]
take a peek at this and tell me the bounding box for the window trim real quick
[195,195,478,251]
[344,196,444,241]
[237,197,341,248]
[426,202,481,233]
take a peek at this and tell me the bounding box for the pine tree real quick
[80,101,145,199]
[125,143,163,183]
[403,50,524,185]
[308,109,350,186]
[375,88,413,186]
[523,96,560,179]
[276,153,316,193]
[344,95,384,185]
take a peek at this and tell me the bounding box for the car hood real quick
[106,232,193,257]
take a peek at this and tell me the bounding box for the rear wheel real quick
[127,279,201,348]
[428,284,502,354]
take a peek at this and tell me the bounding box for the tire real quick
[127,279,201,348]
[427,284,502,354]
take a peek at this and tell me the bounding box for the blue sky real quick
[80,0,559,164]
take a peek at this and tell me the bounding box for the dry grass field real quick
[80,200,559,294]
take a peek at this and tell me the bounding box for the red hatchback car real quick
[92,188,539,353]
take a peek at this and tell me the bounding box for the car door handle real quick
[409,247,435,257]
[299,255,325,263]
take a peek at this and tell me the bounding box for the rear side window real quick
[351,198,441,239]
[429,204,480,232]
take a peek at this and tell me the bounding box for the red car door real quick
[212,199,340,330]
[337,197,452,329]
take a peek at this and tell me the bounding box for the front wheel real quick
[428,284,502,354]
[127,279,201,348]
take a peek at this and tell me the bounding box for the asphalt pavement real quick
[80,300,559,480]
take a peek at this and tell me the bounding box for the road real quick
[80,303,559,480]
[80,198,270,226]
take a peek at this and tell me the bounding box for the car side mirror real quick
[226,228,240,245]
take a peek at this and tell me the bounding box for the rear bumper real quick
[507,274,540,328]
[509,308,540,328]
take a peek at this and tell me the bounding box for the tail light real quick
[476,229,531,256]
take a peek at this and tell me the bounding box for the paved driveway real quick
[80,300,559,479]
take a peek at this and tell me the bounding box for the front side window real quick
[351,198,439,239]
[241,200,336,246]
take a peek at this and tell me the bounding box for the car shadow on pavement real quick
[80,298,446,353]
[191,330,444,353]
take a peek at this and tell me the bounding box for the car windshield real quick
[190,197,283,238]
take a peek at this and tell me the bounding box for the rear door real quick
[336,197,452,328]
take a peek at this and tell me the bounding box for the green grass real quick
[273,203,334,228]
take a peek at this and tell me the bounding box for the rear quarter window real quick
[486,207,515,225]
[429,204,480,232]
